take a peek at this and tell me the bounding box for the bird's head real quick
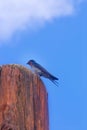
[27,59,35,66]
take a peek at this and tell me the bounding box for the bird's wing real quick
[34,62,58,80]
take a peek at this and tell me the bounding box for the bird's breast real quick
[32,66,41,74]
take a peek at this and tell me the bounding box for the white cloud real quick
[0,0,83,40]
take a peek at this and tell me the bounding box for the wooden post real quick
[0,65,49,130]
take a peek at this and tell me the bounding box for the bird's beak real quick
[26,62,28,64]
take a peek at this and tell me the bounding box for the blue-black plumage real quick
[27,59,59,87]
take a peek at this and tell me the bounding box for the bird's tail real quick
[49,74,59,80]
[50,79,59,87]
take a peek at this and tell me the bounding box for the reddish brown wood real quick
[0,65,49,130]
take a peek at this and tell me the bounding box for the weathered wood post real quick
[0,64,49,130]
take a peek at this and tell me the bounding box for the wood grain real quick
[0,65,49,130]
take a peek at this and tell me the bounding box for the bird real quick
[27,59,59,87]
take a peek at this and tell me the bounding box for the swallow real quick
[27,59,59,87]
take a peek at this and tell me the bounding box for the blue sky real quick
[0,1,87,130]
